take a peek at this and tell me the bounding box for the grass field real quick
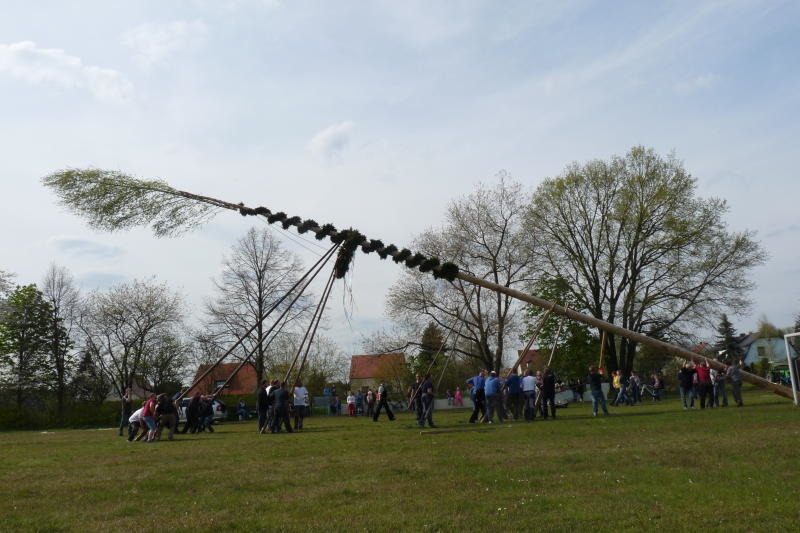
[1,389,799,532]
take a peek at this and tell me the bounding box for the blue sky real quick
[1,0,798,354]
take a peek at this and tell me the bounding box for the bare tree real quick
[41,264,79,415]
[203,227,311,389]
[79,278,185,397]
[386,175,537,371]
[525,146,765,373]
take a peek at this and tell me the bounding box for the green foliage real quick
[755,316,783,339]
[715,313,743,361]
[42,168,218,237]
[753,356,772,377]
[409,322,445,376]
[634,343,673,376]
[71,351,111,404]
[0,285,56,407]
[522,275,598,379]
[526,146,765,373]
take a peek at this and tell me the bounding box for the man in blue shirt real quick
[484,371,505,424]
[505,369,522,420]
[466,371,486,423]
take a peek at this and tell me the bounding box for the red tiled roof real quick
[187,362,258,396]
[349,353,405,379]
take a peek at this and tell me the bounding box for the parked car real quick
[177,398,226,423]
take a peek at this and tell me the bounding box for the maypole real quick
[42,168,794,401]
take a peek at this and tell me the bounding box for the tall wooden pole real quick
[455,272,794,400]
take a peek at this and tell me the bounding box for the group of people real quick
[465,367,560,424]
[256,379,309,434]
[119,388,219,442]
[677,358,744,409]
[609,370,664,406]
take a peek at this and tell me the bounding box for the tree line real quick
[0,229,349,419]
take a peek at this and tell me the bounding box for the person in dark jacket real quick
[256,380,269,433]
[587,366,609,416]
[541,367,557,419]
[155,393,178,441]
[505,369,522,420]
[418,374,437,428]
[119,388,132,437]
[372,380,395,422]
[678,363,697,409]
[198,396,215,433]
[270,381,293,433]
[182,392,202,433]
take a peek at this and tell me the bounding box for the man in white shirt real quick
[127,407,145,442]
[521,369,538,421]
[293,380,309,430]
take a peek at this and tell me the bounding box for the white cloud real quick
[308,121,355,160]
[0,41,132,102]
[49,236,125,259]
[122,19,207,68]
[673,73,718,94]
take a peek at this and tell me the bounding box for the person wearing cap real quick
[484,371,504,424]
[466,370,486,423]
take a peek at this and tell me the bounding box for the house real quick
[186,362,258,396]
[514,349,545,373]
[349,353,406,391]
[742,337,799,368]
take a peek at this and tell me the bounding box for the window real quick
[757,346,765,357]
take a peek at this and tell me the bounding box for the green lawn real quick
[1,390,798,532]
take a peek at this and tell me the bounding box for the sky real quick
[1,0,798,358]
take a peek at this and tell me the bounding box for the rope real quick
[291,263,338,386]
[180,242,339,401]
[209,243,338,398]
[283,267,337,384]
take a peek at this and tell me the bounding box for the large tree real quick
[386,175,537,371]
[0,285,56,407]
[715,313,742,362]
[525,146,765,373]
[79,278,185,397]
[41,264,79,415]
[204,227,310,389]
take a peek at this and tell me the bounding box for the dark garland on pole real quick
[237,203,460,281]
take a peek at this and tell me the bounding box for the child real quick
[346,391,356,417]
